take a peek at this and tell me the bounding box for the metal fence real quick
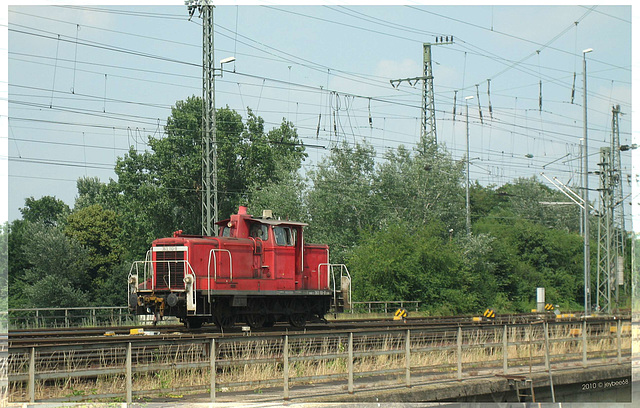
[351,301,420,314]
[7,318,632,404]
[8,307,135,328]
[7,303,421,328]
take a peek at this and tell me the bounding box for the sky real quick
[1,1,638,233]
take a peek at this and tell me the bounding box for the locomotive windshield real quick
[249,223,269,240]
[274,226,295,246]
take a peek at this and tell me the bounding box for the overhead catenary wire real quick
[8,6,632,214]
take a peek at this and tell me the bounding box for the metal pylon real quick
[192,0,217,236]
[596,147,613,313]
[596,105,625,313]
[610,105,625,301]
[421,43,436,146]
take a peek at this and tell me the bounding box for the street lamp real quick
[219,56,236,76]
[465,95,474,235]
[583,48,593,316]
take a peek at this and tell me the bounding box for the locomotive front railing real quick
[128,260,197,293]
[318,263,351,311]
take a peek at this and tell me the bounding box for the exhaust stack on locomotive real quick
[128,207,349,329]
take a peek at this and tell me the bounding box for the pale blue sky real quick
[2,2,637,230]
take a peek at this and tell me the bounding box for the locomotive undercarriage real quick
[132,291,331,330]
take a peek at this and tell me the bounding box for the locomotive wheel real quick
[246,299,267,329]
[287,299,307,328]
[185,317,203,329]
[247,313,266,329]
[289,313,306,328]
[215,314,236,329]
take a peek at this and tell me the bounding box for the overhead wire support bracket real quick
[540,172,596,213]
[390,36,454,146]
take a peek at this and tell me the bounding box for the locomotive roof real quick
[255,218,308,227]
[216,217,308,227]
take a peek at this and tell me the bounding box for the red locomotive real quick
[128,206,350,329]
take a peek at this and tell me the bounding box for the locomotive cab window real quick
[249,223,269,240]
[273,226,295,246]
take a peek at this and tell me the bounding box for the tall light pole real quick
[583,48,593,316]
[465,95,474,235]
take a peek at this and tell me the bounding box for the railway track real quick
[9,311,620,349]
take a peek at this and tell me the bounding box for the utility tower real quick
[596,105,625,313]
[187,0,217,236]
[610,105,626,299]
[390,36,453,148]
[596,146,613,313]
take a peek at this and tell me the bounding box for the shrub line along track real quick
[8,312,623,349]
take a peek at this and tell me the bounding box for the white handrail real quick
[207,249,233,304]
[318,263,330,291]
[317,263,352,311]
[208,249,234,282]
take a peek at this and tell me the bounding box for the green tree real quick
[20,195,70,226]
[111,98,307,254]
[247,169,308,223]
[474,217,584,311]
[376,142,465,234]
[493,177,581,232]
[307,140,380,263]
[19,222,92,308]
[65,204,123,301]
[7,219,30,308]
[1,223,8,316]
[74,176,112,210]
[458,233,500,310]
[348,221,474,315]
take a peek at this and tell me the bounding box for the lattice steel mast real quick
[390,37,453,149]
[596,105,625,313]
[187,0,217,236]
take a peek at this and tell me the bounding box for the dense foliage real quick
[5,97,633,313]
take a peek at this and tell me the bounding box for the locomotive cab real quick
[128,206,346,329]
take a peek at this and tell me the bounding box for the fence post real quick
[28,347,35,403]
[503,325,508,374]
[544,322,556,403]
[582,320,588,368]
[405,329,411,388]
[348,332,354,394]
[543,322,550,370]
[92,308,96,326]
[617,319,622,364]
[457,326,462,380]
[65,309,69,328]
[283,335,289,400]
[210,338,216,402]
[126,342,132,405]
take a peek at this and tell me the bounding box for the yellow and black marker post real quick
[394,308,408,322]
[544,304,554,312]
[483,309,496,320]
